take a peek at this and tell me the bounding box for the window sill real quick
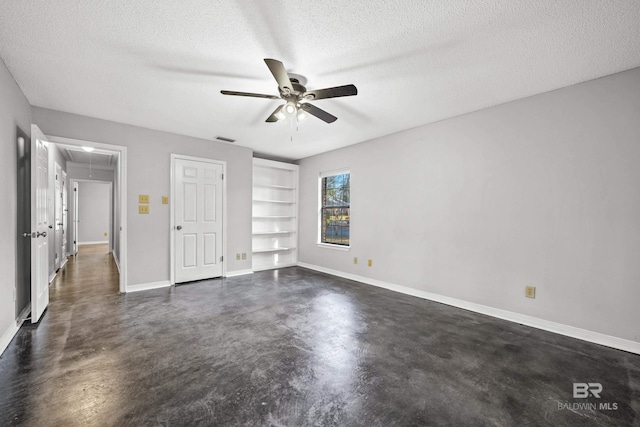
[317,243,351,251]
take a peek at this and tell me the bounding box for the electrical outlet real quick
[236,253,241,260]
[138,194,149,204]
[353,257,358,264]
[242,253,246,260]
[368,259,373,267]
[139,205,149,214]
[525,286,536,299]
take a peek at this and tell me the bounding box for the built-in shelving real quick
[253,247,292,253]
[253,199,294,204]
[252,158,299,271]
[252,231,294,235]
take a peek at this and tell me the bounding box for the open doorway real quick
[48,136,127,293]
[72,180,113,255]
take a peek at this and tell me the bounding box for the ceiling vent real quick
[215,136,236,143]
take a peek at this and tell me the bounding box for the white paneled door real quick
[174,158,224,283]
[31,124,50,323]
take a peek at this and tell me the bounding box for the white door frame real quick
[54,161,63,270]
[61,169,68,267]
[72,180,79,256]
[47,135,127,293]
[170,154,227,285]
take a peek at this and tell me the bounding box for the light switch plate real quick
[139,194,150,204]
[525,286,536,299]
[162,196,169,204]
[139,205,149,214]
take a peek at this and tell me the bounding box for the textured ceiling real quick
[1,1,639,160]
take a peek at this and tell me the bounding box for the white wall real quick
[0,58,32,355]
[77,181,111,244]
[32,107,254,285]
[298,67,640,345]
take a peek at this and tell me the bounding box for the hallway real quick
[0,244,120,425]
[0,250,639,425]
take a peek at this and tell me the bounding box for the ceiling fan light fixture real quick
[284,102,297,115]
[275,111,286,121]
[297,109,308,122]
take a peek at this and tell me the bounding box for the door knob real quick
[48,225,53,229]
[176,225,182,230]
[23,232,32,238]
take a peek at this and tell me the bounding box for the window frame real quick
[317,169,351,250]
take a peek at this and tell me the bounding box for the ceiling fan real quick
[221,58,357,124]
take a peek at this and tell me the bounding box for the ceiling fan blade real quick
[299,103,338,123]
[221,90,280,99]
[266,105,285,122]
[264,58,294,93]
[303,84,357,100]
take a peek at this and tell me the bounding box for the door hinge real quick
[220,256,224,262]
[221,173,224,180]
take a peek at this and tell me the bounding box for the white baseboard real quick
[0,321,21,358]
[78,241,109,245]
[48,271,56,283]
[126,280,171,293]
[113,252,121,274]
[59,258,68,269]
[297,262,640,355]
[225,269,254,278]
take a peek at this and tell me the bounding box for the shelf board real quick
[254,184,295,190]
[253,247,293,253]
[252,231,293,235]
[252,216,294,219]
[252,199,294,204]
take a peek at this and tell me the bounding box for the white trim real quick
[0,322,21,357]
[170,154,227,285]
[126,280,171,293]
[318,168,351,247]
[78,240,109,245]
[319,167,350,179]
[253,158,299,171]
[48,135,127,294]
[59,257,68,269]
[113,251,121,273]
[66,161,115,171]
[225,269,254,277]
[49,271,56,283]
[297,262,640,355]
[316,242,350,251]
[17,303,31,324]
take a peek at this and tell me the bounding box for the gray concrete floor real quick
[1,249,639,426]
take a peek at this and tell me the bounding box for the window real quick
[320,171,350,246]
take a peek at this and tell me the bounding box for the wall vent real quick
[215,136,236,143]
